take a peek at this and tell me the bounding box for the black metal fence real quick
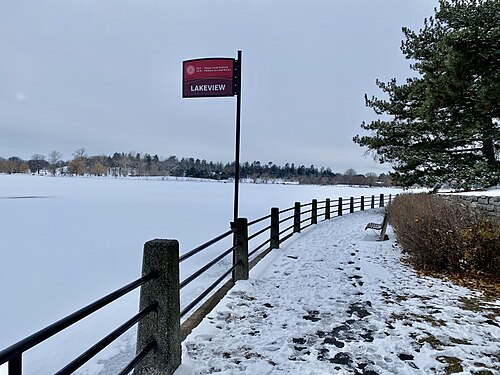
[0,272,159,375]
[0,193,391,375]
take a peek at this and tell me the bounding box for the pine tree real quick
[354,0,499,189]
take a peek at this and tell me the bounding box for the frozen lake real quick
[0,174,402,374]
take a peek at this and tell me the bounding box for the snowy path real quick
[175,210,500,375]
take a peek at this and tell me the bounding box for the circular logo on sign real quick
[186,65,195,75]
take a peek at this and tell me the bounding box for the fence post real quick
[312,199,317,224]
[389,194,392,204]
[361,196,365,211]
[325,198,331,220]
[270,207,280,249]
[293,202,301,233]
[379,193,385,208]
[136,239,181,375]
[233,217,249,281]
[8,355,22,375]
[350,197,354,213]
[338,197,343,216]
[371,195,375,209]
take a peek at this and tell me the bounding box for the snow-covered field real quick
[0,174,402,374]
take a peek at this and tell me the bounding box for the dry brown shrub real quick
[460,221,500,276]
[388,193,499,276]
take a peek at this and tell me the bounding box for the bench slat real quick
[365,222,383,230]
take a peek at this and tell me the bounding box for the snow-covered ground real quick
[175,210,500,375]
[0,174,402,375]
[455,188,500,196]
[3,175,496,374]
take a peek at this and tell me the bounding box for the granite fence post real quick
[233,217,249,281]
[135,239,181,375]
[312,199,318,225]
[293,202,301,233]
[270,207,280,249]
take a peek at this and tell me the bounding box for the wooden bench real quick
[365,212,389,241]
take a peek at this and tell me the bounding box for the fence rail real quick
[0,193,392,375]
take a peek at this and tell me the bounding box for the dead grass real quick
[437,356,463,374]
[388,194,500,278]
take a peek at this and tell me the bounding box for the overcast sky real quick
[1,0,438,174]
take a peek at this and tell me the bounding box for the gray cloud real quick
[0,0,438,173]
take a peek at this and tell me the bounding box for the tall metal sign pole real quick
[233,50,242,224]
[182,51,243,225]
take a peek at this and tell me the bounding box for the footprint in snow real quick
[347,302,372,319]
[302,310,321,322]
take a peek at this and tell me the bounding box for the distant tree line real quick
[0,148,392,186]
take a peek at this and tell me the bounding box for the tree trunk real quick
[481,119,498,166]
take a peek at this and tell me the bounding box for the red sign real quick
[183,58,236,98]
